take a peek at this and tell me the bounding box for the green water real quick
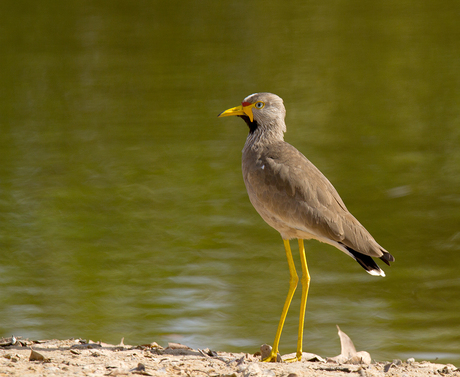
[1,0,460,364]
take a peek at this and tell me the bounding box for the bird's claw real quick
[261,350,282,362]
[283,354,302,363]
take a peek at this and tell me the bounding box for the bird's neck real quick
[244,122,286,149]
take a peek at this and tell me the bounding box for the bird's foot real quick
[283,353,302,363]
[260,344,282,362]
[262,351,282,362]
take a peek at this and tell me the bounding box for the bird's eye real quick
[255,101,265,109]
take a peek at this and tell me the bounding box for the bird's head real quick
[218,93,286,137]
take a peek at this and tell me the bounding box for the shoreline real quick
[1,338,458,376]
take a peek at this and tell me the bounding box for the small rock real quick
[383,362,394,373]
[260,344,271,360]
[130,362,148,372]
[199,348,218,357]
[3,353,17,360]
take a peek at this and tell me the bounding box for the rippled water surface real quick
[1,0,460,364]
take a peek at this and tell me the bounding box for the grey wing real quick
[247,143,387,258]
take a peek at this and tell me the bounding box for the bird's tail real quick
[343,246,394,277]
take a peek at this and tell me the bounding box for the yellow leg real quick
[263,239,299,362]
[295,239,310,361]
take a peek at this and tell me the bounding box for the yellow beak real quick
[218,103,255,122]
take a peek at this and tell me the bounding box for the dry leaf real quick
[328,325,371,364]
[29,349,49,362]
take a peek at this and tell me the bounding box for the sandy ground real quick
[0,337,458,377]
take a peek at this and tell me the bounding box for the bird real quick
[218,92,394,363]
